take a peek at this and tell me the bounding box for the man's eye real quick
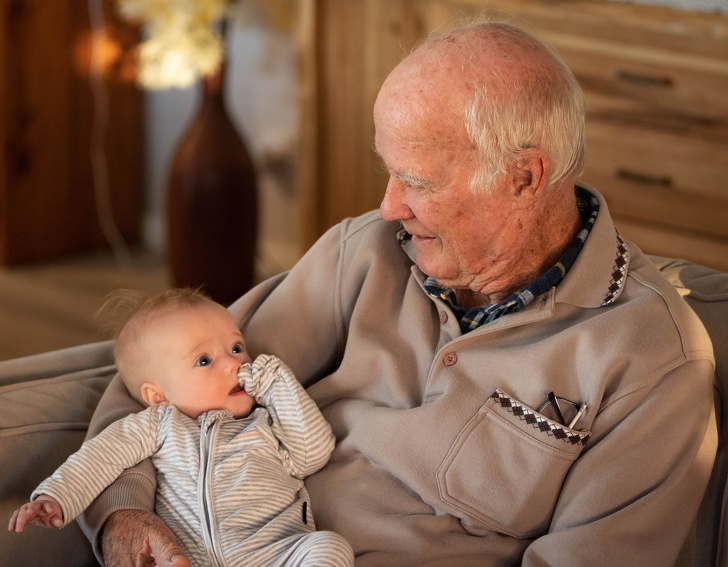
[196,355,212,367]
[231,343,243,354]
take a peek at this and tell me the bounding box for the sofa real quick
[0,256,725,567]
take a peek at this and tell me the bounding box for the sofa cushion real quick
[650,256,728,567]
[0,341,114,567]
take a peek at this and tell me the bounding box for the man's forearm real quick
[79,374,157,562]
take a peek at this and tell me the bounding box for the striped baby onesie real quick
[33,354,354,567]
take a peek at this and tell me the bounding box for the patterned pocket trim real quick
[492,389,590,447]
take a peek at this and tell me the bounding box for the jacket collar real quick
[556,183,630,309]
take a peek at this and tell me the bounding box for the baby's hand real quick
[8,495,63,533]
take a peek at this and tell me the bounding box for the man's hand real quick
[102,510,190,567]
[8,495,63,532]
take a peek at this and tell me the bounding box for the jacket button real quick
[443,352,457,366]
[440,311,448,324]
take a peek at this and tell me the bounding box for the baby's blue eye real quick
[231,343,243,354]
[196,355,212,367]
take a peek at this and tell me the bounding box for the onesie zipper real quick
[198,413,228,567]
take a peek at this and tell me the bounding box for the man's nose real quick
[379,178,412,221]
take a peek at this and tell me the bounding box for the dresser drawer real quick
[584,118,728,239]
[555,37,728,137]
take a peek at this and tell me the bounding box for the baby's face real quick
[143,302,254,419]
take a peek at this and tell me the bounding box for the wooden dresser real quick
[296,0,728,271]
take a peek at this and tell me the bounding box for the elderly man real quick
[84,19,716,567]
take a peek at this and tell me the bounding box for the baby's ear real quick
[140,382,168,407]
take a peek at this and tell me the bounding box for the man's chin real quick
[415,260,454,284]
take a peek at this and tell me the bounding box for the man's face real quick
[374,64,524,295]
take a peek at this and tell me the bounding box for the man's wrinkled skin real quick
[102,510,190,567]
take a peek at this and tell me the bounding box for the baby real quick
[8,288,354,567]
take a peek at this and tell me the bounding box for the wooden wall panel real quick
[298,0,428,246]
[0,0,142,264]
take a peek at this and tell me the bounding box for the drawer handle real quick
[616,69,673,88]
[616,168,673,187]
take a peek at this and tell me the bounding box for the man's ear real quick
[512,149,551,197]
[140,382,168,407]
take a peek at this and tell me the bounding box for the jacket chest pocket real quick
[436,389,590,539]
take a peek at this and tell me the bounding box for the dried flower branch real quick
[113,0,292,90]
[113,0,230,89]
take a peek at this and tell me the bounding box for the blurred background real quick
[1,0,726,359]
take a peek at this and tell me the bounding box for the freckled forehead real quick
[374,44,478,149]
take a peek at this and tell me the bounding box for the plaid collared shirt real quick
[423,186,599,334]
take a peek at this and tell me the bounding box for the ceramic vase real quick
[166,60,258,305]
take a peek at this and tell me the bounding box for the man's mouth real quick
[402,224,435,243]
[411,234,435,244]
